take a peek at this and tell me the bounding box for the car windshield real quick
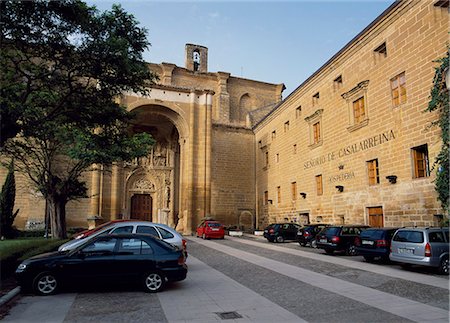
[208,222,221,227]
[360,229,384,240]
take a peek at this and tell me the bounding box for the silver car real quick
[390,227,449,275]
[59,221,186,254]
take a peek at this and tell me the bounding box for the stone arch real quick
[123,102,188,228]
[125,169,159,221]
[127,100,189,140]
[239,210,254,232]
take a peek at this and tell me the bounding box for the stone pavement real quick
[193,236,449,323]
[2,235,448,322]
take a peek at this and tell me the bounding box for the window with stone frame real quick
[367,159,380,185]
[305,109,323,148]
[391,72,406,107]
[313,92,320,106]
[264,191,269,205]
[411,144,429,178]
[353,96,366,124]
[291,182,297,201]
[316,175,323,196]
[277,186,281,204]
[265,151,269,168]
[313,122,321,144]
[296,106,302,119]
[293,144,297,154]
[342,80,369,132]
[284,121,290,132]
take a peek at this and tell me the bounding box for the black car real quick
[297,224,330,248]
[356,227,399,262]
[16,233,187,295]
[263,223,302,243]
[316,225,370,255]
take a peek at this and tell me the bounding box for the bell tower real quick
[185,44,208,73]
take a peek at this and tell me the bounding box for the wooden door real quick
[368,206,383,228]
[131,194,152,221]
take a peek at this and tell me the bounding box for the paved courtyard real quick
[2,235,449,322]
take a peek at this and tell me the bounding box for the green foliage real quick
[0,238,67,262]
[426,50,449,213]
[0,0,157,238]
[0,160,19,238]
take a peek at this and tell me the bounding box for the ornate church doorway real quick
[131,194,152,221]
[126,107,181,227]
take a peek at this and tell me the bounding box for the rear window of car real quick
[393,230,424,243]
[157,227,175,239]
[324,227,340,235]
[118,238,153,255]
[207,222,221,228]
[360,229,384,239]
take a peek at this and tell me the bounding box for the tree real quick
[426,50,449,220]
[0,1,156,238]
[0,160,19,238]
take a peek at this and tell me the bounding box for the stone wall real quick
[254,0,448,228]
[210,125,255,227]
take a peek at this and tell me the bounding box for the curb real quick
[0,287,21,307]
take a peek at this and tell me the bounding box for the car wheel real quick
[345,244,357,256]
[299,241,306,247]
[33,272,59,296]
[310,239,317,249]
[143,272,166,293]
[276,236,284,243]
[324,248,334,255]
[438,257,449,275]
[363,255,374,262]
[267,238,273,243]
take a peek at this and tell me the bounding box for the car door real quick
[62,236,118,284]
[288,224,299,240]
[114,237,155,281]
[197,223,205,237]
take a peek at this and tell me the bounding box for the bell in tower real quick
[185,44,208,73]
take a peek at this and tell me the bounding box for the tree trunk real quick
[47,197,68,239]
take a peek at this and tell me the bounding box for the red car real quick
[196,220,225,239]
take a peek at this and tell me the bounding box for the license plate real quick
[362,240,374,245]
[212,228,219,231]
[399,248,414,254]
[320,239,327,243]
[264,230,268,233]
[297,232,303,236]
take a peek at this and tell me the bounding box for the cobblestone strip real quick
[189,237,449,323]
[221,238,448,310]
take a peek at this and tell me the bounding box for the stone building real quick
[6,43,284,234]
[254,0,448,228]
[3,0,448,234]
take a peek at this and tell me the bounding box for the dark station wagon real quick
[297,224,329,248]
[356,227,399,262]
[316,225,370,255]
[264,223,302,243]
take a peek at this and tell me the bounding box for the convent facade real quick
[4,0,448,234]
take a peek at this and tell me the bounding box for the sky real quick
[88,0,395,97]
